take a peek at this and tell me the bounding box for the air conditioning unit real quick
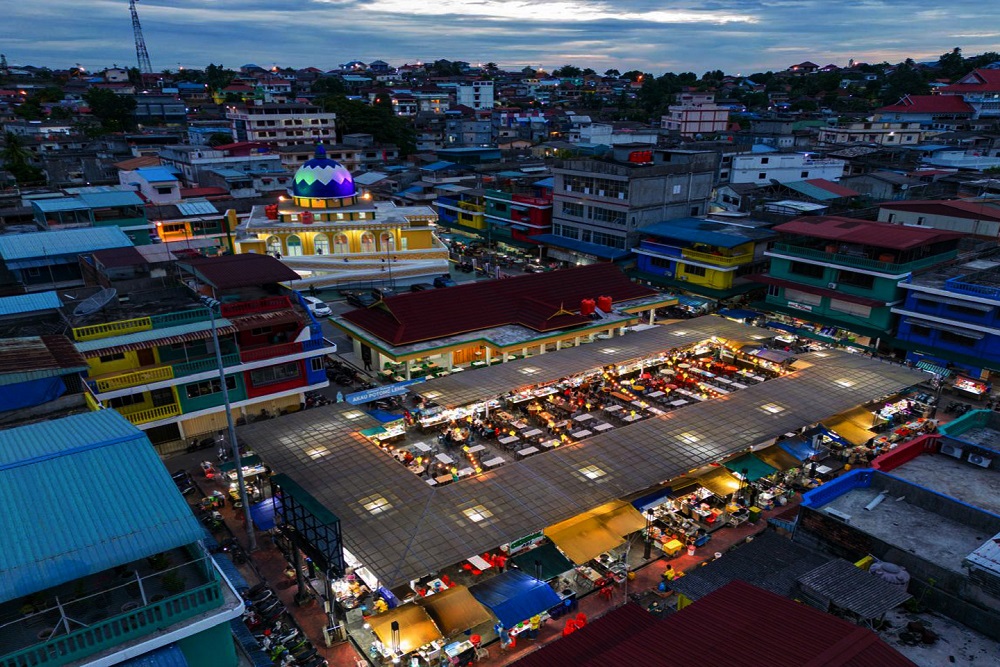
[968,453,993,468]
[941,443,964,459]
[825,508,852,523]
[827,282,838,289]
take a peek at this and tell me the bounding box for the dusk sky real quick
[6,0,1000,75]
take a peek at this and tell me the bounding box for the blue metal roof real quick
[0,410,205,603]
[78,190,146,208]
[780,181,844,202]
[132,167,180,184]
[32,198,90,213]
[533,177,554,189]
[0,227,133,261]
[421,161,458,172]
[0,291,61,316]
[641,218,775,248]
[531,233,631,260]
[177,200,220,216]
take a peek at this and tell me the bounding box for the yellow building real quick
[236,145,449,285]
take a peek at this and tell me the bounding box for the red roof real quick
[877,95,974,114]
[515,582,915,667]
[803,179,860,198]
[940,69,1000,93]
[341,264,657,346]
[774,216,963,250]
[178,254,301,289]
[879,199,1000,222]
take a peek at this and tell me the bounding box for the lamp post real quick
[643,508,654,560]
[201,296,257,551]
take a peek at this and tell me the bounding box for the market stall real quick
[696,468,741,498]
[415,585,492,638]
[753,444,802,471]
[822,408,878,447]
[543,501,645,565]
[468,570,561,631]
[723,453,778,483]
[368,602,445,660]
[510,541,576,582]
[953,375,989,400]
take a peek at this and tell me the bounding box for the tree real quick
[1,132,45,184]
[604,69,620,78]
[204,63,236,92]
[620,70,644,82]
[937,47,966,81]
[315,94,415,155]
[553,65,582,78]
[83,88,137,133]
[880,60,929,105]
[310,76,346,96]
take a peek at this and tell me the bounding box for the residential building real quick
[2,119,74,137]
[0,227,134,293]
[159,142,285,187]
[455,80,494,110]
[892,250,1000,377]
[879,199,1000,239]
[875,95,975,127]
[816,121,929,146]
[151,202,238,254]
[755,217,961,348]
[444,112,492,147]
[30,190,152,243]
[661,92,730,138]
[227,103,337,147]
[541,147,716,264]
[939,68,1000,118]
[133,94,188,126]
[632,217,776,300]
[235,146,449,288]
[0,409,244,667]
[482,178,554,248]
[435,188,486,238]
[723,152,846,185]
[119,166,182,204]
[73,252,334,448]
[275,138,399,174]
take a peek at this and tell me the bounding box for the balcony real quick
[239,341,304,363]
[72,309,212,342]
[0,548,223,667]
[681,248,753,267]
[770,243,957,274]
[91,354,241,394]
[119,402,182,426]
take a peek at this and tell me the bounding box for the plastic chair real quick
[475,647,489,662]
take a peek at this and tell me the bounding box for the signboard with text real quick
[345,378,426,405]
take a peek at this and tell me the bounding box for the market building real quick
[0,410,244,667]
[71,252,334,450]
[235,145,449,289]
[236,315,927,663]
[754,216,962,349]
[331,263,675,375]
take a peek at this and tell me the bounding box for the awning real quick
[696,467,742,497]
[468,570,561,629]
[510,542,575,581]
[81,326,239,357]
[916,360,951,378]
[219,455,261,472]
[723,453,778,482]
[779,439,822,461]
[543,501,645,565]
[249,497,279,531]
[753,348,796,364]
[717,308,759,321]
[415,585,492,637]
[822,409,877,447]
[667,478,702,497]
[765,321,798,334]
[754,444,803,471]
[369,603,444,655]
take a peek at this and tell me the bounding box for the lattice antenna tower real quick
[129,0,153,76]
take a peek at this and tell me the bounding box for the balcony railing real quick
[770,243,956,274]
[120,402,182,426]
[220,296,292,317]
[95,366,174,393]
[681,248,753,267]
[149,309,212,329]
[172,353,241,377]
[240,341,303,363]
[73,317,152,342]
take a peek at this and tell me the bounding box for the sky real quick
[5,0,1000,76]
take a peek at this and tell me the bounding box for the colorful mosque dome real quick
[292,145,356,199]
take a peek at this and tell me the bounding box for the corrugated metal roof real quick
[0,410,205,603]
[176,200,220,216]
[32,198,90,213]
[0,335,87,384]
[78,190,145,208]
[0,291,61,317]
[0,227,133,261]
[131,167,180,183]
[641,218,776,248]
[797,559,913,619]
[783,179,859,201]
[75,318,235,354]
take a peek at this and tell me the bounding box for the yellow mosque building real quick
[236,145,450,286]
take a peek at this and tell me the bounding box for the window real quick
[682,264,707,277]
[760,157,769,165]
[784,289,822,305]
[310,357,324,372]
[250,362,301,387]
[562,202,584,217]
[800,171,809,178]
[909,324,932,337]
[591,231,625,249]
[940,331,978,348]
[691,206,700,216]
[916,216,925,226]
[758,172,767,180]
[155,186,173,195]
[99,352,126,363]
[788,261,824,278]
[185,377,236,399]
[590,206,625,225]
[108,394,144,409]
[837,270,875,289]
[250,327,272,337]
[828,300,871,317]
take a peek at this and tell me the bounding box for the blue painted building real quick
[0,227,134,292]
[893,252,1000,380]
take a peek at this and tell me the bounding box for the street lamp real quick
[643,508,655,560]
[201,296,257,551]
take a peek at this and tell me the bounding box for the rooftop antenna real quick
[129,0,153,76]
[73,288,118,317]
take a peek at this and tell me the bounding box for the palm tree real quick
[1,131,43,184]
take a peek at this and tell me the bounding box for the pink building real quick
[661,92,730,138]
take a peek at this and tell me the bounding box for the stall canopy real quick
[822,407,877,446]
[779,438,824,461]
[510,542,575,582]
[723,453,778,482]
[697,467,742,497]
[717,308,759,321]
[219,454,261,473]
[544,501,646,564]
[753,444,802,471]
[369,603,444,655]
[667,478,701,497]
[765,321,798,334]
[468,570,561,629]
[249,497,279,531]
[415,585,492,637]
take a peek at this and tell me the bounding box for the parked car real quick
[434,275,457,288]
[458,261,475,273]
[523,262,547,273]
[345,291,378,308]
[372,288,397,300]
[410,283,435,292]
[302,295,332,317]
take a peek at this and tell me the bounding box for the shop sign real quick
[787,301,813,312]
[345,378,425,405]
[507,531,544,555]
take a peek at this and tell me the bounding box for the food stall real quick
[509,542,575,582]
[468,570,561,635]
[415,585,492,648]
[822,407,878,447]
[543,501,646,565]
[953,375,990,400]
[368,603,445,664]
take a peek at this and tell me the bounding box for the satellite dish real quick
[74,288,118,317]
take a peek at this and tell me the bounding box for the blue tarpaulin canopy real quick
[249,497,279,531]
[779,439,822,461]
[717,308,759,321]
[469,570,561,629]
[765,321,798,334]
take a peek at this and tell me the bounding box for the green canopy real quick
[220,454,261,473]
[510,542,575,581]
[724,453,778,482]
[360,426,387,437]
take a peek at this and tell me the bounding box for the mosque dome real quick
[292,145,356,199]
